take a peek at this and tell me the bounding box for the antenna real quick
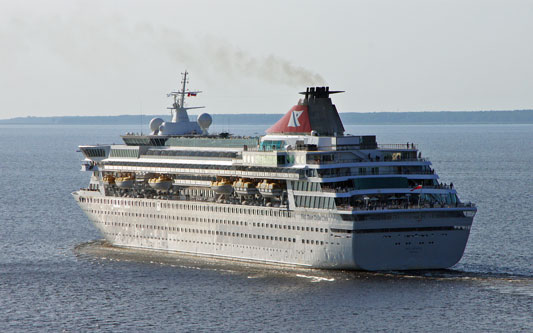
[180,70,188,109]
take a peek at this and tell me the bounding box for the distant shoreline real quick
[1,110,533,125]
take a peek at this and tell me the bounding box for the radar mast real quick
[166,70,205,123]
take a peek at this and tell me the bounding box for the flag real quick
[188,92,197,97]
[410,185,422,191]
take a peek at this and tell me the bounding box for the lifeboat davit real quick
[258,180,282,198]
[103,174,115,185]
[233,179,258,196]
[115,174,135,189]
[211,179,233,194]
[148,174,173,191]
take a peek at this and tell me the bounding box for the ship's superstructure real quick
[73,72,476,270]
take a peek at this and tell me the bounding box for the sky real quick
[1,0,533,119]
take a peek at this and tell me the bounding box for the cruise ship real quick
[73,72,477,271]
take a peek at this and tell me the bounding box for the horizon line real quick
[2,108,533,121]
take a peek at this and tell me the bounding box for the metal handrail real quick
[378,143,418,150]
[336,202,469,211]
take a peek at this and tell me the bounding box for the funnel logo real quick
[266,105,310,133]
[288,110,304,127]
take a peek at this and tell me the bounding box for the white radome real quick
[197,113,212,131]
[149,118,164,134]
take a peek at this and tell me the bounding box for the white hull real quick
[74,191,473,271]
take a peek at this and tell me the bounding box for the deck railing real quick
[317,169,435,178]
[336,202,469,211]
[378,143,418,150]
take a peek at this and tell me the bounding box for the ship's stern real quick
[350,216,474,271]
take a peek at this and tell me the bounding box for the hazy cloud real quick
[5,13,325,88]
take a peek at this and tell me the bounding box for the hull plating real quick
[74,192,473,271]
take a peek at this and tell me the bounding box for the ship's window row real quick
[292,181,321,192]
[144,149,237,159]
[100,223,325,245]
[79,197,292,217]
[81,147,106,158]
[339,210,465,221]
[87,208,328,233]
[109,148,139,158]
[294,195,336,209]
[99,160,432,180]
[349,226,456,234]
[102,230,327,247]
[79,196,292,217]
[306,153,335,164]
[308,166,433,179]
[102,160,302,176]
[252,222,327,233]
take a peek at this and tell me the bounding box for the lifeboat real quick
[102,174,115,185]
[257,180,282,198]
[148,174,173,191]
[211,179,233,194]
[115,174,135,189]
[233,179,259,196]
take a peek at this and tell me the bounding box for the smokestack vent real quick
[300,86,344,99]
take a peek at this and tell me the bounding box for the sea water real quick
[0,124,531,332]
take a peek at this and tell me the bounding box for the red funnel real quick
[266,105,311,134]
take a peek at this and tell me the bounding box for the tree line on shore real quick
[2,110,533,125]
